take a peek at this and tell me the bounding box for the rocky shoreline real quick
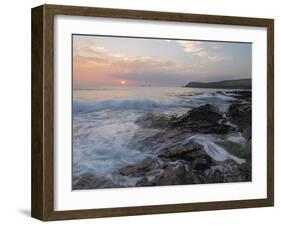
[73,90,252,190]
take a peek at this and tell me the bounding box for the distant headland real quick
[184,78,251,89]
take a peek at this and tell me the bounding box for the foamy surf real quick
[184,135,246,164]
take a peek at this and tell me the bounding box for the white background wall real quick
[0,0,279,225]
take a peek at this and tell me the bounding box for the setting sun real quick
[121,80,126,85]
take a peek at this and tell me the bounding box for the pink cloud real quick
[73,43,191,86]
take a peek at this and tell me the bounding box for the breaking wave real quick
[73,98,202,113]
[185,134,246,164]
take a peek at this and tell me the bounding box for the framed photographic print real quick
[31,4,274,221]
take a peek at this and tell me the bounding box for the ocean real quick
[72,86,251,189]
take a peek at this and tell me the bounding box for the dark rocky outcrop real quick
[158,142,213,171]
[135,113,171,129]
[168,104,233,134]
[185,78,251,89]
[224,90,252,102]
[227,103,252,140]
[73,174,117,190]
[129,98,252,186]
[136,104,233,135]
[156,162,188,185]
[119,157,163,177]
[159,142,204,161]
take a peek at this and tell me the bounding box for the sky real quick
[73,35,252,88]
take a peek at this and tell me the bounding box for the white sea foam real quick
[73,110,152,177]
[184,135,246,164]
[191,91,236,101]
[226,133,247,145]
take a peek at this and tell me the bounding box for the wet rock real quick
[136,104,233,135]
[120,155,251,187]
[218,139,251,160]
[159,129,181,139]
[227,103,251,140]
[159,141,214,170]
[185,104,222,123]
[136,177,153,186]
[205,168,225,183]
[224,90,252,102]
[237,162,252,181]
[208,159,251,183]
[136,170,164,187]
[123,102,252,187]
[119,157,162,177]
[135,113,170,128]
[168,104,233,134]
[192,157,212,170]
[72,174,116,190]
[242,127,251,141]
[159,142,204,161]
[157,162,188,186]
[134,161,189,187]
[228,104,251,125]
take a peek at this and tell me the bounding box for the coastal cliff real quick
[185,78,251,89]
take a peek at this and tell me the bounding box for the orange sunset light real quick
[121,80,126,85]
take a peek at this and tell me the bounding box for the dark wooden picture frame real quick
[31,4,274,221]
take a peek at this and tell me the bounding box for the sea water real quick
[72,86,241,181]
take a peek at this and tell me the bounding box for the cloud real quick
[74,43,109,58]
[176,41,225,62]
[73,43,193,86]
[74,43,190,71]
